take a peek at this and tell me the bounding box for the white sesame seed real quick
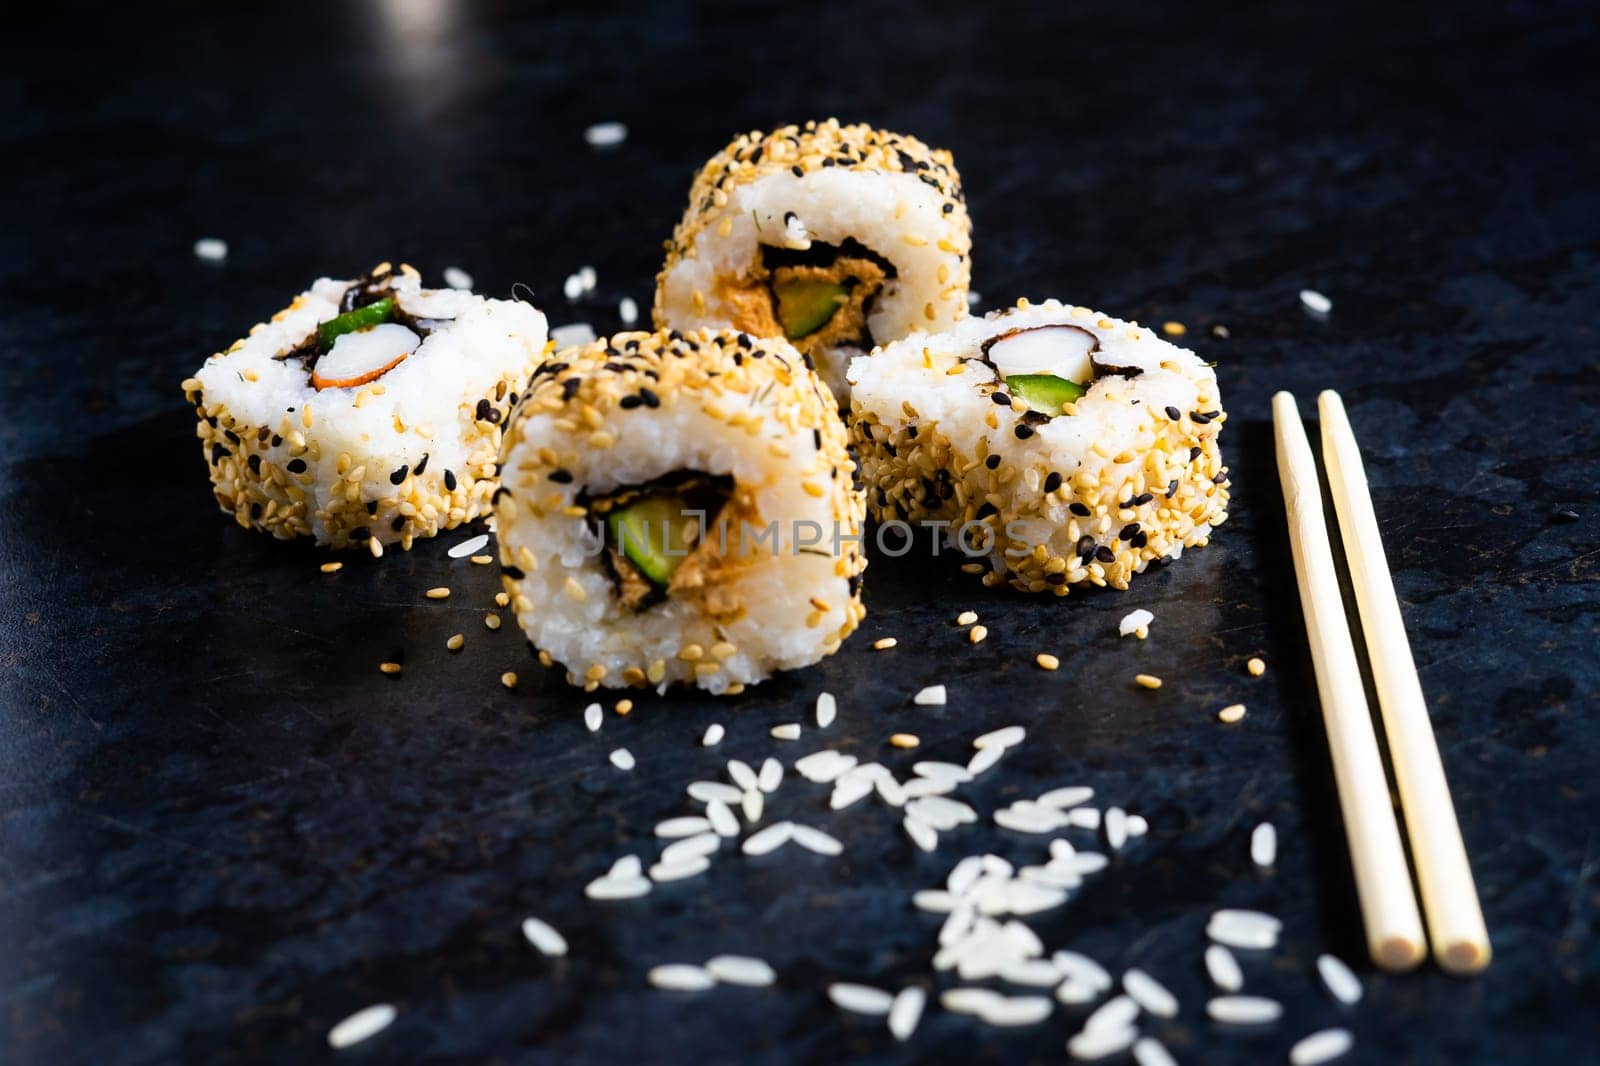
[815,691,837,728]
[442,266,473,290]
[584,121,628,148]
[584,703,603,732]
[520,916,568,957]
[193,237,228,262]
[327,1004,396,1049]
[701,723,725,747]
[1300,288,1333,315]
[913,684,946,705]
[648,963,713,991]
[618,296,638,324]
[608,748,635,771]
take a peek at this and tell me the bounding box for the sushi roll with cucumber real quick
[184,262,548,552]
[495,328,867,694]
[653,119,972,400]
[847,300,1229,595]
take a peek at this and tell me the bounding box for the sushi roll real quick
[495,328,867,694]
[847,300,1229,595]
[653,119,972,400]
[183,262,548,552]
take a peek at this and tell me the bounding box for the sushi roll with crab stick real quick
[495,328,867,694]
[654,119,972,401]
[183,262,548,552]
[847,300,1229,595]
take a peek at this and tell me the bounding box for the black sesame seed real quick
[1120,523,1141,540]
[1214,472,1229,485]
[414,453,429,475]
[563,378,582,400]
[942,202,955,214]
[976,502,998,519]
[475,398,493,421]
[619,395,642,409]
[549,469,573,483]
[1044,472,1063,494]
[991,392,1012,405]
[271,435,283,447]
[210,443,229,463]
[389,465,408,485]
[493,487,511,503]
[1046,572,1066,585]
[249,502,262,520]
[1014,424,1035,440]
[350,526,371,541]
[1165,405,1181,421]
[367,501,378,515]
[1190,447,1202,461]
[1191,411,1212,424]
[1095,546,1116,563]
[813,429,822,449]
[503,565,526,581]
[247,454,262,474]
[791,165,804,177]
[444,469,457,491]
[391,516,406,531]
[1130,531,1148,548]
[1076,535,1097,559]
[1167,479,1180,497]
[286,458,307,473]
[985,454,1002,470]
[1131,492,1154,506]
[1069,502,1091,517]
[639,387,660,408]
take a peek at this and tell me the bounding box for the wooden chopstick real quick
[1273,392,1426,972]
[1318,390,1491,975]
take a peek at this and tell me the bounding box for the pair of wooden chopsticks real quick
[1274,390,1490,975]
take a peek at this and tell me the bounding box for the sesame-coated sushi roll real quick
[496,329,867,694]
[847,300,1229,595]
[654,119,971,400]
[184,263,548,552]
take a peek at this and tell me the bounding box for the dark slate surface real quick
[2,2,1596,1063]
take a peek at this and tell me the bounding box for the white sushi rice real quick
[550,321,595,348]
[829,983,895,1015]
[705,799,740,838]
[520,916,568,957]
[193,237,228,262]
[757,757,784,792]
[815,691,837,728]
[706,954,776,987]
[648,964,714,991]
[1119,609,1153,636]
[609,748,635,771]
[790,824,843,856]
[1252,822,1278,867]
[660,833,720,865]
[1068,1025,1138,1061]
[447,533,490,558]
[584,703,603,732]
[328,1003,396,1049]
[649,856,711,882]
[584,121,628,148]
[701,723,725,747]
[655,816,712,839]
[913,685,947,706]
[1316,954,1363,1005]
[1291,1027,1356,1065]
[1132,1036,1178,1066]
[618,297,639,324]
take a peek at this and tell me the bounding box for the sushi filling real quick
[585,472,737,612]
[716,238,895,358]
[975,324,1134,419]
[280,266,453,389]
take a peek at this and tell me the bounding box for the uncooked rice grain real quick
[649,856,711,882]
[706,954,776,987]
[660,833,720,864]
[648,964,714,991]
[967,743,1005,776]
[702,723,725,747]
[443,266,473,290]
[609,748,635,771]
[941,987,1003,1015]
[770,723,801,740]
[1119,609,1153,637]
[1083,994,1140,1034]
[980,995,1053,1027]
[584,121,628,148]
[741,788,764,823]
[791,824,844,856]
[1207,995,1283,1024]
[1252,822,1278,867]
[816,691,837,728]
[974,725,1025,749]
[584,703,603,732]
[448,533,490,558]
[655,816,711,838]
[1122,968,1178,1018]
[705,799,740,837]
[1132,1036,1178,1066]
[888,986,926,1041]
[1068,1025,1138,1061]
[585,875,651,900]
[520,916,568,957]
[1067,807,1102,830]
[758,757,784,792]
[1291,1027,1356,1065]
[913,685,947,705]
[904,815,938,852]
[328,1004,396,1049]
[727,760,758,791]
[1300,288,1333,315]
[829,983,894,1015]
[1317,954,1363,1005]
[1105,807,1129,851]
[741,821,794,856]
[1038,786,1094,809]
[1205,944,1244,991]
[688,781,743,804]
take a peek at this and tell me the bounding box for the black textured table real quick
[3,3,1596,1063]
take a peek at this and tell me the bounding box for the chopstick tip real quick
[1438,938,1492,976]
[1374,934,1427,973]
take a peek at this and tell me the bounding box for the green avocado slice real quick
[316,297,395,352]
[773,278,848,339]
[1007,374,1087,416]
[606,495,701,586]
